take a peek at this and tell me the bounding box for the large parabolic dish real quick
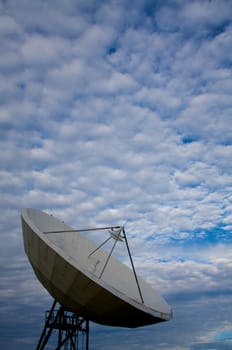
[21,208,172,328]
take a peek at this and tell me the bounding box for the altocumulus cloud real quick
[0,0,232,349]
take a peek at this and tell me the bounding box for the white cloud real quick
[21,35,70,68]
[156,0,232,33]
[181,0,232,29]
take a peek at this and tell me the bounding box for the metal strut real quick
[44,224,144,304]
[87,226,144,304]
[44,225,121,234]
[36,300,89,350]
[122,228,144,304]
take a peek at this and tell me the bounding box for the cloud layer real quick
[1,0,232,349]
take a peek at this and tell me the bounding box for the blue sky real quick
[1,0,232,349]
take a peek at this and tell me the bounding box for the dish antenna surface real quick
[21,208,172,332]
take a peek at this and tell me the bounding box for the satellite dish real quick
[21,208,172,328]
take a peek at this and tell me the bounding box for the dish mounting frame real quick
[36,300,89,350]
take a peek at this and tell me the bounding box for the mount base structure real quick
[36,300,89,350]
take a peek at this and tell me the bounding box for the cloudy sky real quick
[1,0,232,348]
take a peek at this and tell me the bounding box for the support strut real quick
[36,300,89,350]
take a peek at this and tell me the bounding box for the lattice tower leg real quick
[36,300,89,350]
